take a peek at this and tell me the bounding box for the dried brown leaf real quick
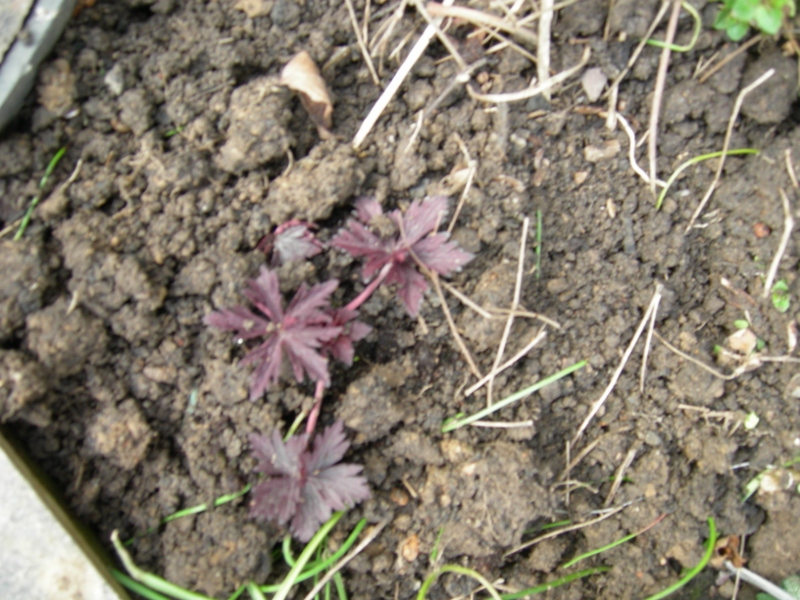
[280,51,333,139]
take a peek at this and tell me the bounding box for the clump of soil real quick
[1,1,799,599]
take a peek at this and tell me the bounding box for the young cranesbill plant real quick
[205,266,369,401]
[331,196,474,316]
[249,420,370,541]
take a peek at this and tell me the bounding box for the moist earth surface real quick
[1,1,799,599]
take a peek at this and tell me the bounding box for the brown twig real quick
[397,216,483,378]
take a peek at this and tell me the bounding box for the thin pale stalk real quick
[468,46,590,103]
[537,0,553,100]
[761,188,794,299]
[425,2,538,46]
[572,284,663,445]
[685,68,774,231]
[648,0,682,197]
[353,0,455,149]
[343,0,380,86]
[486,217,530,406]
[465,328,546,397]
[503,504,628,558]
[639,289,662,391]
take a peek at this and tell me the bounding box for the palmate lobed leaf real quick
[331,196,474,316]
[206,267,352,399]
[249,421,370,541]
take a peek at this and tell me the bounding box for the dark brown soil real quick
[2,0,800,599]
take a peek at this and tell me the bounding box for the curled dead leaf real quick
[710,535,746,570]
[280,51,333,139]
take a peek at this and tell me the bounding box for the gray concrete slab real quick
[0,0,77,131]
[0,428,127,600]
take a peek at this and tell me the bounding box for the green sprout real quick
[441,361,586,432]
[771,280,791,313]
[714,0,796,41]
[14,147,67,241]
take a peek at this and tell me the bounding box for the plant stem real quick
[306,380,327,435]
[344,262,392,312]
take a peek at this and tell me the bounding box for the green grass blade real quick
[246,582,267,600]
[642,517,717,600]
[417,565,503,600]
[227,584,247,600]
[262,518,367,592]
[560,514,666,569]
[442,361,587,432]
[333,571,348,600]
[500,566,611,599]
[271,511,344,600]
[125,485,252,545]
[656,149,758,209]
[111,531,215,600]
[112,569,174,600]
[14,146,67,241]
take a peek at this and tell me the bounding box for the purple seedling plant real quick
[206,195,473,539]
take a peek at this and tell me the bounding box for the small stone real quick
[390,488,410,507]
[573,170,589,185]
[118,89,153,136]
[583,139,621,162]
[103,64,125,96]
[580,67,607,102]
[726,328,757,355]
[401,533,420,562]
[753,222,771,238]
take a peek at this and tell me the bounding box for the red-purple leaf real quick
[331,196,473,316]
[206,266,345,399]
[249,421,370,541]
[273,222,323,265]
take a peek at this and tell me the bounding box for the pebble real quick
[583,139,621,162]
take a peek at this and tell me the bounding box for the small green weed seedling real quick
[714,0,796,41]
[771,280,791,313]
